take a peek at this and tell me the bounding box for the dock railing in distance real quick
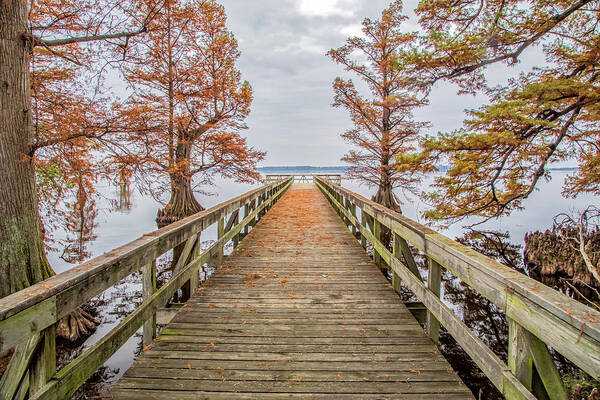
[0,177,293,400]
[265,174,342,185]
[314,176,600,400]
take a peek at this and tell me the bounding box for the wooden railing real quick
[0,177,293,400]
[265,174,342,185]
[314,176,600,400]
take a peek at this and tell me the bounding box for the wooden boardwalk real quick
[111,184,473,399]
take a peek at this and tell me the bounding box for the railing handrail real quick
[265,173,342,175]
[265,174,342,184]
[0,179,288,330]
[0,178,293,400]
[314,176,600,399]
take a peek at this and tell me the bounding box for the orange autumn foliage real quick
[328,1,428,212]
[115,0,264,224]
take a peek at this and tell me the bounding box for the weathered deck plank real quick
[112,184,473,399]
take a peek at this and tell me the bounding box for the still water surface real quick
[46,167,595,395]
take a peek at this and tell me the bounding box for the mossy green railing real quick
[315,176,600,400]
[0,177,293,400]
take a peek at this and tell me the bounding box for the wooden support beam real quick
[260,194,266,217]
[233,213,240,248]
[217,217,225,266]
[189,234,201,294]
[508,319,533,392]
[0,333,41,400]
[173,234,198,301]
[224,210,240,248]
[249,199,257,228]
[342,198,351,227]
[508,318,567,400]
[243,204,250,235]
[360,212,367,249]
[392,233,402,295]
[350,203,357,236]
[224,210,239,232]
[173,235,198,273]
[426,258,442,345]
[397,236,423,282]
[528,334,567,400]
[29,324,56,396]
[373,219,384,270]
[142,260,157,347]
[14,370,30,400]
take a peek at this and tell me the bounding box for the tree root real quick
[56,307,99,341]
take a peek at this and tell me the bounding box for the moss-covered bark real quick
[0,2,98,341]
[0,0,54,298]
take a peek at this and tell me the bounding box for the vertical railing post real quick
[142,259,157,347]
[350,202,357,236]
[507,318,567,400]
[373,218,383,269]
[217,216,225,266]
[232,210,240,248]
[265,191,269,214]
[0,334,41,399]
[30,324,56,395]
[340,196,347,226]
[508,318,533,392]
[243,202,250,235]
[391,233,402,295]
[426,258,442,345]
[248,199,254,230]
[264,189,270,212]
[360,211,367,249]
[258,194,264,219]
[189,234,201,293]
[251,198,257,228]
[343,198,352,228]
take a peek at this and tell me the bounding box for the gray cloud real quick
[220,0,394,165]
[191,0,537,166]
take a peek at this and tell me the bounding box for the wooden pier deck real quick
[111,185,472,399]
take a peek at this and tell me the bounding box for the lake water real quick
[49,167,595,274]
[46,167,597,396]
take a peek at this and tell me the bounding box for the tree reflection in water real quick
[110,168,133,213]
[60,175,99,264]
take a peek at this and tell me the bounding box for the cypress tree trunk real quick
[372,164,401,259]
[156,175,204,227]
[156,141,204,227]
[0,1,54,299]
[372,181,402,213]
[372,163,402,214]
[156,141,205,301]
[0,4,98,341]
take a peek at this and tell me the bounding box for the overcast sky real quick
[193,0,530,166]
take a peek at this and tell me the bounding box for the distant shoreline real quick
[257,166,578,172]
